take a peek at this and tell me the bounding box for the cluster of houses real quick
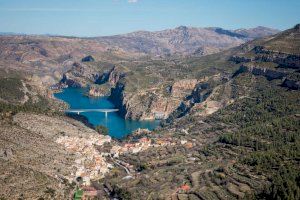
[55,134,112,186]
[111,136,177,157]
[55,129,192,199]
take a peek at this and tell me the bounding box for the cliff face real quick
[236,65,286,80]
[109,82,127,117]
[109,79,209,120]
[60,62,100,87]
[232,64,299,91]
[230,48,300,70]
[228,26,300,92]
[282,79,300,90]
[109,79,199,120]
[88,85,105,97]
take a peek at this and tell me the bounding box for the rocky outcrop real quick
[110,79,200,120]
[282,78,300,90]
[60,62,96,87]
[60,73,82,88]
[231,46,300,69]
[166,82,213,122]
[110,82,179,120]
[234,65,286,80]
[229,55,253,64]
[233,65,300,90]
[81,55,95,62]
[253,46,300,69]
[108,67,125,85]
[191,82,213,103]
[94,66,125,86]
[88,85,106,97]
[109,82,127,117]
[60,62,116,88]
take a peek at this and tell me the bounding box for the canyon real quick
[0,24,299,199]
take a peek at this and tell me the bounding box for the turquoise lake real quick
[54,88,160,139]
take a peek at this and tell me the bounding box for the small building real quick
[49,83,68,90]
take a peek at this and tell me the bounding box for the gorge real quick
[0,23,299,200]
[54,87,160,138]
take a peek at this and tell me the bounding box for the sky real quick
[0,0,299,37]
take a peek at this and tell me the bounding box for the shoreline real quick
[53,87,160,139]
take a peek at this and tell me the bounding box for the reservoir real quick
[54,88,160,139]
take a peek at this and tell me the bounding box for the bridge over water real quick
[65,109,119,117]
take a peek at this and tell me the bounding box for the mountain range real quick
[93,26,279,56]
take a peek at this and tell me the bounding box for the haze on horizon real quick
[0,0,299,37]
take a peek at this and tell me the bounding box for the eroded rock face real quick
[236,65,286,80]
[253,48,300,69]
[231,46,300,69]
[88,85,105,97]
[94,66,122,85]
[191,82,212,103]
[229,55,253,64]
[233,65,300,90]
[110,79,200,120]
[108,67,124,85]
[110,83,175,120]
[60,62,111,88]
[282,79,300,90]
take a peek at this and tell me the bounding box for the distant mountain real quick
[233,26,280,39]
[93,26,280,56]
[0,32,26,36]
[0,26,280,57]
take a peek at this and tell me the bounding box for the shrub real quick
[95,125,109,135]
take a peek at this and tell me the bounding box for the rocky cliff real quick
[88,85,106,97]
[110,79,206,120]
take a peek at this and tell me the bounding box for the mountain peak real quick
[294,24,300,31]
[176,26,189,31]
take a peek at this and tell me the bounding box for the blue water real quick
[54,88,160,139]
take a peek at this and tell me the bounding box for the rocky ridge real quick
[94,26,279,56]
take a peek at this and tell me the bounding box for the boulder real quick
[81,55,95,62]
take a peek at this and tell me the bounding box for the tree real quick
[95,125,109,135]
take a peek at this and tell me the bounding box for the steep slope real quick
[58,26,282,121]
[0,70,115,200]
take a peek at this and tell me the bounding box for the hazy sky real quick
[0,0,299,36]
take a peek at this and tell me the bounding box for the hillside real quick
[97,24,300,199]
